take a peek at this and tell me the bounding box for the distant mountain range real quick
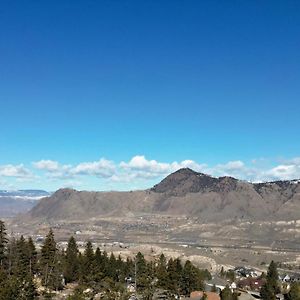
[0,190,50,217]
[25,168,300,222]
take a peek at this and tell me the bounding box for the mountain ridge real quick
[24,168,300,222]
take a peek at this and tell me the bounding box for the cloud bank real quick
[1,155,300,190]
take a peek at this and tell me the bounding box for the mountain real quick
[25,168,300,222]
[0,190,50,217]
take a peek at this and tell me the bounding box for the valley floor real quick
[8,214,300,275]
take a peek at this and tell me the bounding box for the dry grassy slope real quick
[29,189,154,219]
[28,168,300,221]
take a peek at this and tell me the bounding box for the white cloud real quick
[0,164,32,178]
[32,159,72,180]
[33,160,60,172]
[286,157,300,165]
[110,173,137,183]
[120,155,205,178]
[265,164,300,181]
[60,179,83,189]
[205,159,300,182]
[32,158,116,180]
[0,178,15,190]
[70,159,116,178]
[120,155,171,173]
[223,160,245,170]
[2,155,300,190]
[204,160,247,179]
[213,160,245,173]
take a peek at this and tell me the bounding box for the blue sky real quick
[0,1,300,191]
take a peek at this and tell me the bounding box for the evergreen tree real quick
[266,260,279,293]
[225,270,235,282]
[15,235,30,277]
[135,252,151,291]
[101,250,109,277]
[40,229,62,290]
[123,257,134,280]
[167,258,182,294]
[67,289,85,300]
[27,237,37,275]
[19,274,38,300]
[0,220,8,266]
[7,237,17,275]
[220,285,233,300]
[64,236,79,283]
[232,292,239,300]
[80,241,94,283]
[174,258,183,276]
[93,247,104,281]
[0,274,20,300]
[108,252,117,280]
[156,253,169,289]
[287,283,300,300]
[260,281,276,300]
[83,241,94,266]
[260,260,279,300]
[115,254,124,282]
[181,260,204,296]
[94,247,102,263]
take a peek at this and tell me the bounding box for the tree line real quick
[0,220,211,299]
[1,219,299,300]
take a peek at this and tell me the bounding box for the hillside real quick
[26,168,300,222]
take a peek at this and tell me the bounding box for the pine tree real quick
[0,267,8,298]
[260,260,279,300]
[220,285,233,300]
[115,254,124,282]
[84,241,94,265]
[101,250,109,277]
[123,257,134,280]
[0,274,20,300]
[7,237,17,275]
[156,253,169,289]
[64,236,79,283]
[40,229,62,290]
[108,252,117,280]
[67,289,85,300]
[266,260,279,293]
[135,252,150,291]
[167,258,181,294]
[15,235,30,278]
[27,237,37,275]
[260,281,276,300]
[80,241,94,283]
[287,283,300,300]
[225,270,235,282]
[93,247,104,281]
[181,260,204,296]
[0,220,8,267]
[94,247,103,267]
[19,274,38,300]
